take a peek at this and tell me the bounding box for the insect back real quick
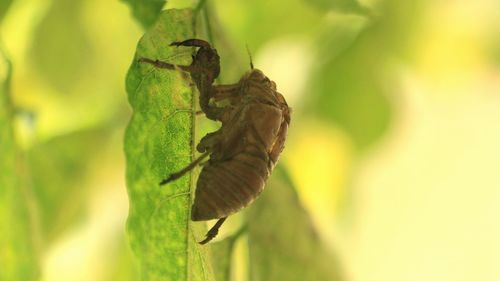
[139,39,290,244]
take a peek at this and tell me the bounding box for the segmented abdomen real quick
[191,145,270,221]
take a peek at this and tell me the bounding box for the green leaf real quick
[0,44,39,281]
[246,167,344,281]
[125,9,214,281]
[122,0,166,29]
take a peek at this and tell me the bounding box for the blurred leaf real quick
[212,0,325,81]
[0,45,39,281]
[30,0,91,93]
[218,0,323,46]
[246,167,344,281]
[309,1,424,149]
[105,237,141,281]
[491,34,500,68]
[305,0,371,16]
[122,0,166,29]
[125,9,214,281]
[21,0,140,142]
[209,239,234,281]
[0,0,13,23]
[311,36,393,149]
[28,128,112,242]
[209,227,246,281]
[315,13,369,63]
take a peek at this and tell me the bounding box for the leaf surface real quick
[125,9,214,281]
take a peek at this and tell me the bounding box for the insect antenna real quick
[199,217,227,244]
[246,44,254,70]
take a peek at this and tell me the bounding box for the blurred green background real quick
[2,0,500,280]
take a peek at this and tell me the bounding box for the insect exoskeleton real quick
[139,38,290,244]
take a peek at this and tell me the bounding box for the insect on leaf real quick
[125,9,214,281]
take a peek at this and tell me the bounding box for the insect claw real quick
[198,217,227,245]
[159,170,184,185]
[170,39,212,49]
[198,237,211,245]
[159,176,173,186]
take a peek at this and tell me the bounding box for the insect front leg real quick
[159,152,209,185]
[170,39,211,48]
[138,57,194,72]
[197,131,219,153]
[198,83,242,121]
[212,84,242,99]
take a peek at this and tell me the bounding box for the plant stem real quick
[194,0,208,14]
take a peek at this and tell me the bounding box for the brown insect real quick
[139,39,290,244]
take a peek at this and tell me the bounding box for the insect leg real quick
[170,39,211,49]
[198,160,209,166]
[138,58,193,72]
[159,152,209,185]
[198,217,227,245]
[212,84,241,97]
[201,83,241,120]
